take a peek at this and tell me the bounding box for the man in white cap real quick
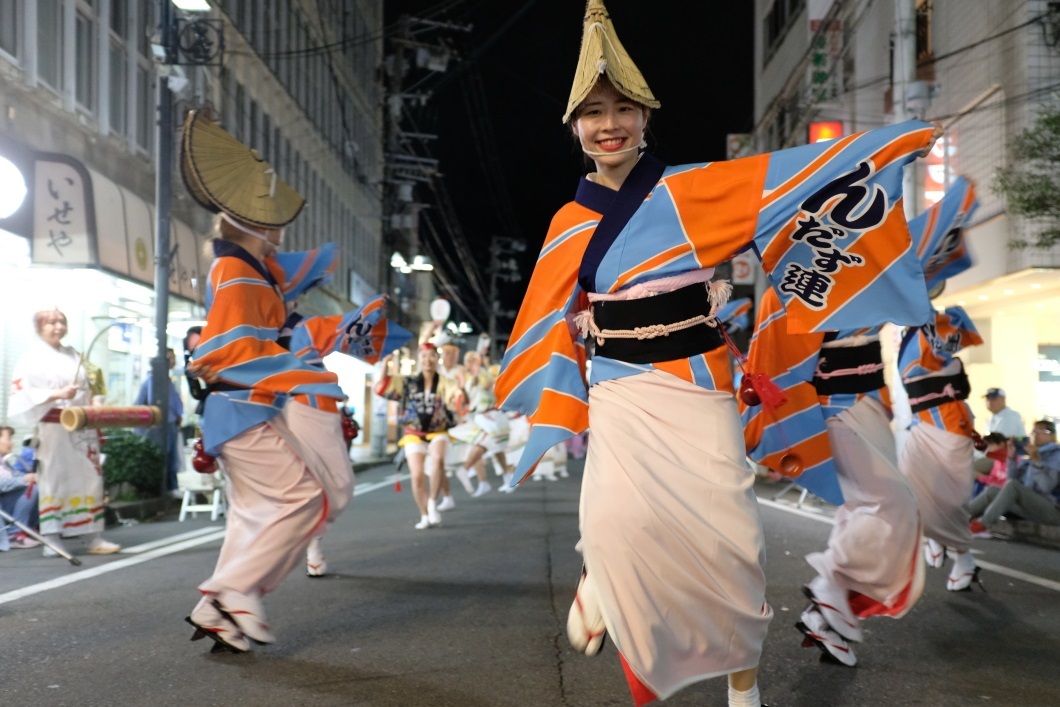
[985,388,1026,439]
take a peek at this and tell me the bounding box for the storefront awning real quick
[30,152,209,303]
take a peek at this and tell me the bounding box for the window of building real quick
[262,112,271,162]
[763,0,806,65]
[138,1,154,59]
[109,39,127,135]
[249,98,259,150]
[110,0,127,39]
[136,63,153,152]
[0,0,19,60]
[915,0,933,63]
[219,67,235,129]
[76,1,98,112]
[234,83,245,140]
[37,0,64,91]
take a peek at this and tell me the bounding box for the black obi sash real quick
[812,340,885,395]
[592,284,724,364]
[904,362,971,412]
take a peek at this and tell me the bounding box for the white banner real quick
[33,156,93,265]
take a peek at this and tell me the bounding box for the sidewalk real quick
[753,474,1060,551]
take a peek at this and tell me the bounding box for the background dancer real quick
[743,290,926,668]
[375,344,458,529]
[180,111,354,653]
[449,350,509,497]
[897,176,985,592]
[496,3,939,703]
[899,307,984,591]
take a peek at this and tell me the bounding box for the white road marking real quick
[0,471,412,606]
[758,497,1060,593]
[121,526,223,554]
[0,531,226,605]
[354,473,410,496]
[975,560,1060,592]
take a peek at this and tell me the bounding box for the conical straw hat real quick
[562,0,660,123]
[180,110,305,228]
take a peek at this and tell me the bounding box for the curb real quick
[989,518,1060,551]
[104,457,392,526]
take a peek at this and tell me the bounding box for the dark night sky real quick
[383,0,755,327]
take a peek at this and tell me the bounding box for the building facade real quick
[753,0,1060,425]
[0,0,386,435]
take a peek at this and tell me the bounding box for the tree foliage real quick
[993,102,1060,249]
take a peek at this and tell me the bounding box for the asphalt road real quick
[1,459,1058,706]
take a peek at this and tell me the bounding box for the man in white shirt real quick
[985,388,1026,439]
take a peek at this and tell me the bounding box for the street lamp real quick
[171,0,211,11]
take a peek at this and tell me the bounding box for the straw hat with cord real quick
[180,110,305,228]
[562,0,660,124]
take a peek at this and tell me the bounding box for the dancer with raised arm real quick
[179,111,354,653]
[495,3,939,703]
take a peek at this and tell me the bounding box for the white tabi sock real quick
[728,683,761,707]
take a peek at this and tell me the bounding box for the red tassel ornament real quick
[970,429,987,452]
[341,413,359,441]
[738,376,760,406]
[778,453,803,478]
[741,372,788,410]
[192,439,219,474]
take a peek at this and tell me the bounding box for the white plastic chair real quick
[178,469,227,522]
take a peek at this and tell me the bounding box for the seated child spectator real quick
[973,432,1011,497]
[0,425,41,550]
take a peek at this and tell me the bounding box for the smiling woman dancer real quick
[494,2,940,705]
[375,343,459,529]
[179,111,353,653]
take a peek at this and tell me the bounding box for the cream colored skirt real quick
[200,402,353,597]
[899,422,974,552]
[580,370,771,699]
[807,397,924,616]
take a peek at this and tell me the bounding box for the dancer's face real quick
[571,84,648,170]
[418,348,438,374]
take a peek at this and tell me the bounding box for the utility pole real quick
[150,1,223,498]
[151,0,176,500]
[382,15,472,323]
[488,236,525,363]
[376,15,472,457]
[894,0,919,219]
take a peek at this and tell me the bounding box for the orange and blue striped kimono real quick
[193,240,347,455]
[741,176,981,503]
[718,297,752,335]
[898,307,982,434]
[914,176,977,292]
[288,294,413,366]
[497,120,937,482]
[739,288,843,504]
[897,176,981,434]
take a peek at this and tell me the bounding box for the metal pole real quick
[152,0,175,500]
[488,239,498,364]
[894,0,918,219]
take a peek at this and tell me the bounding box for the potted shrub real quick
[102,430,165,501]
